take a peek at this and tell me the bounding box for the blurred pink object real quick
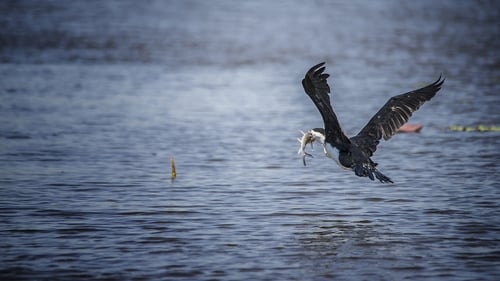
[398,123,424,133]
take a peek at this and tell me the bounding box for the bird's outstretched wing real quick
[302,62,350,147]
[351,76,445,156]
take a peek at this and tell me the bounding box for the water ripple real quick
[1,1,499,280]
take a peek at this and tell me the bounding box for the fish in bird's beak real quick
[297,130,315,166]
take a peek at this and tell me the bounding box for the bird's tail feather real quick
[374,170,393,183]
[353,164,393,183]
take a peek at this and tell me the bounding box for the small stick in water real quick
[171,157,176,179]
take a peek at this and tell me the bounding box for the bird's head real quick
[297,128,326,166]
[308,128,326,144]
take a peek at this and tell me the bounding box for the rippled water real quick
[1,1,499,280]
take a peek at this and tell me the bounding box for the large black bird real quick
[298,62,444,183]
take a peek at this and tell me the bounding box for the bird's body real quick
[299,62,444,183]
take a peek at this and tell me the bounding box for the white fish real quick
[297,130,315,166]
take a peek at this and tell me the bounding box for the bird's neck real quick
[324,142,350,170]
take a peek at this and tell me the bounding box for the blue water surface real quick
[1,1,499,280]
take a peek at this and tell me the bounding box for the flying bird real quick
[298,62,444,183]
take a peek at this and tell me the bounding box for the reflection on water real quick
[1,0,499,280]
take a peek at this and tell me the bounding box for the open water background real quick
[1,1,499,280]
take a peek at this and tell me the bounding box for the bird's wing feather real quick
[351,76,445,156]
[302,62,350,147]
